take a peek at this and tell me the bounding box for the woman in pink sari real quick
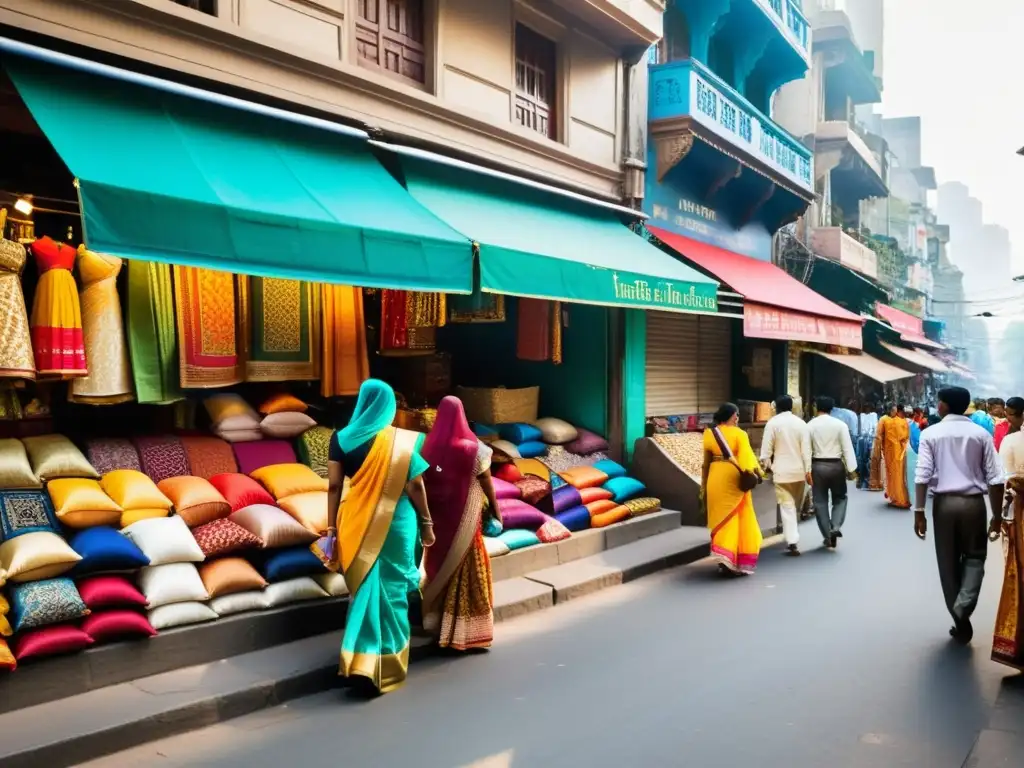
[420,396,501,650]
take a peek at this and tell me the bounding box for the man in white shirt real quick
[808,395,858,549]
[760,395,812,556]
[914,386,1004,644]
[856,403,879,489]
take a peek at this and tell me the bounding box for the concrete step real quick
[0,525,710,768]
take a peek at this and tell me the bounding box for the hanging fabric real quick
[173,265,244,388]
[29,236,87,378]
[516,298,562,364]
[126,260,182,404]
[448,289,506,323]
[0,237,36,380]
[70,247,134,404]
[320,284,370,397]
[380,289,409,350]
[240,277,320,382]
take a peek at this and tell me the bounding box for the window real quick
[356,0,426,86]
[170,0,217,14]
[514,23,557,140]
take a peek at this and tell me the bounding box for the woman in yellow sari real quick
[320,379,433,695]
[702,403,763,575]
[872,403,910,508]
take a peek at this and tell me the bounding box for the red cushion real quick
[579,487,614,504]
[208,473,275,513]
[82,610,157,643]
[76,575,147,610]
[492,464,522,483]
[15,625,94,661]
[191,518,263,558]
[514,476,551,507]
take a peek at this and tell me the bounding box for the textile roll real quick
[179,436,238,479]
[70,247,134,404]
[126,260,182,404]
[320,284,369,397]
[516,298,562,364]
[241,277,320,382]
[29,236,87,378]
[173,265,243,389]
[0,238,35,380]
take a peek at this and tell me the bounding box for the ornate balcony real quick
[755,0,810,63]
[649,58,814,230]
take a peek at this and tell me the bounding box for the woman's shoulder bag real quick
[711,426,760,492]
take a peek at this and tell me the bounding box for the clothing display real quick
[380,290,446,352]
[241,277,319,382]
[29,236,87,378]
[516,298,562,364]
[126,260,182,404]
[70,247,134,404]
[173,265,244,389]
[0,238,35,380]
[320,284,369,397]
[448,288,505,323]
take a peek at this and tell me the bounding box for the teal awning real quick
[397,159,719,313]
[3,56,471,292]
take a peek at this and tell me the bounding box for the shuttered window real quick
[357,0,426,86]
[515,23,557,140]
[645,312,733,417]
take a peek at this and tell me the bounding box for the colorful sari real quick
[994,477,1024,670]
[421,396,495,651]
[29,236,87,378]
[704,425,762,574]
[327,380,428,694]
[240,277,320,382]
[873,415,910,507]
[320,284,369,397]
[173,265,243,388]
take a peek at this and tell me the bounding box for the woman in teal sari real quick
[320,379,433,694]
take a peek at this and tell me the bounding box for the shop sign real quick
[744,304,863,349]
[612,273,718,312]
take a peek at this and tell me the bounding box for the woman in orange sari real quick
[701,403,763,575]
[420,396,501,650]
[872,403,910,508]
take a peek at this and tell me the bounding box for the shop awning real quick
[394,159,720,313]
[873,303,943,349]
[647,227,864,348]
[808,349,916,383]
[2,53,472,291]
[879,341,951,373]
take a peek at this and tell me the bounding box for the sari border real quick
[344,427,417,595]
[340,642,411,694]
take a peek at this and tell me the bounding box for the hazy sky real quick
[881,0,1024,274]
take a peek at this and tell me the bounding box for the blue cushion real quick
[10,577,88,632]
[262,546,327,583]
[592,459,627,479]
[604,476,646,503]
[482,516,503,537]
[517,441,548,459]
[554,506,591,532]
[472,423,498,438]
[498,423,543,444]
[70,526,150,575]
[497,529,540,551]
[0,490,59,540]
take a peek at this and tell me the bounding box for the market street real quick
[80,490,1024,768]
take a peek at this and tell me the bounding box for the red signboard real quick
[874,303,924,337]
[744,303,863,349]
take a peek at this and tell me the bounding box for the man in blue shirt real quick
[969,399,995,435]
[832,400,860,444]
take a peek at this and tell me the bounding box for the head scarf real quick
[336,379,397,453]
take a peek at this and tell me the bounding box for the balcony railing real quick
[810,226,878,279]
[649,58,814,193]
[754,0,810,60]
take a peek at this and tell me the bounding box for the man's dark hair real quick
[815,395,835,414]
[775,395,793,413]
[939,386,972,416]
[1007,396,1024,415]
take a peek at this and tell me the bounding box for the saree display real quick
[240,277,319,382]
[70,248,134,404]
[173,265,243,389]
[29,236,87,378]
[703,425,762,574]
[994,481,1024,670]
[126,260,182,404]
[516,298,562,364]
[380,290,446,352]
[320,284,369,397]
[0,238,36,380]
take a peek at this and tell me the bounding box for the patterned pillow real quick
[0,490,60,539]
[133,436,190,484]
[513,476,551,508]
[296,427,333,479]
[623,497,661,517]
[86,439,142,476]
[204,393,260,431]
[191,518,263,558]
[536,516,572,543]
[208,591,267,617]
[10,577,89,632]
[179,437,238,479]
[138,563,209,608]
[232,440,299,476]
[559,466,608,490]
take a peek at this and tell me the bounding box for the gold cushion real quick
[47,478,122,528]
[277,491,329,535]
[0,531,81,583]
[22,434,99,481]
[101,470,172,511]
[0,439,40,489]
[250,463,327,500]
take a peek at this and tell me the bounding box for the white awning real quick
[809,349,916,383]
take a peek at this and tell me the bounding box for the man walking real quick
[914,386,1004,644]
[856,402,878,489]
[809,396,857,549]
[760,395,812,556]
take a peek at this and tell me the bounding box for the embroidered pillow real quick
[209,473,276,512]
[77,575,148,610]
[250,464,328,500]
[148,601,218,630]
[277,492,329,535]
[232,441,299,477]
[69,526,149,575]
[138,563,209,608]
[297,427,332,479]
[0,531,81,583]
[22,434,99,481]
[47,479,122,528]
[121,516,204,566]
[229,504,317,549]
[14,625,93,661]
[199,557,267,598]
[10,577,89,632]
[86,438,142,476]
[157,476,231,528]
[133,436,191,484]
[82,610,157,642]
[534,418,578,445]
[179,436,238,479]
[0,438,40,489]
[514,476,552,509]
[260,412,317,440]
[624,497,661,517]
[191,518,263,558]
[0,489,60,539]
[536,516,572,543]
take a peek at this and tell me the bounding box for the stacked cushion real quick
[198,557,267,599]
[0,638,13,670]
[579,487,614,504]
[210,474,275,512]
[230,504,316,549]
[564,428,610,456]
[8,578,89,633]
[497,529,540,551]
[0,490,60,539]
[191,518,262,558]
[205,394,262,443]
[0,438,41,489]
[259,546,326,583]
[22,435,99,482]
[559,466,608,490]
[208,591,267,617]
[264,577,328,607]
[69,527,149,575]
[551,485,582,514]
[179,436,238,479]
[138,562,208,610]
[77,575,154,643]
[592,459,627,479]
[157,476,231,528]
[121,517,204,567]
[14,625,93,661]
[277,492,328,535]
[0,532,81,582]
[587,499,630,528]
[496,499,548,531]
[47,479,122,528]
[86,438,142,476]
[259,394,316,439]
[604,476,645,503]
[232,440,299,476]
[491,477,521,500]
[82,611,157,642]
[133,436,191,484]
[148,602,218,631]
[101,470,173,527]
[554,505,591,532]
[533,418,578,445]
[536,516,571,543]
[250,464,327,500]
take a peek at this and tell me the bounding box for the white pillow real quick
[313,572,349,597]
[263,577,328,608]
[138,562,209,608]
[122,516,204,566]
[208,590,268,617]
[490,440,521,459]
[484,536,510,558]
[148,601,218,630]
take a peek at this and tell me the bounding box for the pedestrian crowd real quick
[702,387,1024,670]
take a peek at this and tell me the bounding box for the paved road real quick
[83,490,1023,768]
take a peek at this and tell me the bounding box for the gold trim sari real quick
[704,425,762,574]
[994,477,1024,670]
